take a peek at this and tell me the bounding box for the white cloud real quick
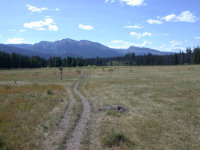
[109,40,133,49]
[164,14,176,22]
[110,43,133,49]
[195,36,200,40]
[105,0,146,7]
[78,24,94,30]
[142,32,152,36]
[105,0,115,3]
[19,29,25,32]
[120,0,146,6]
[0,34,2,38]
[170,41,182,47]
[147,11,198,25]
[147,19,162,24]
[109,40,152,49]
[6,38,26,44]
[26,4,60,13]
[26,4,48,13]
[124,25,143,29]
[130,32,152,38]
[162,11,198,23]
[24,16,58,31]
[133,41,152,47]
[55,8,60,11]
[160,41,185,52]
[111,40,124,43]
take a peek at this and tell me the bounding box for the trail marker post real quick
[59,66,63,80]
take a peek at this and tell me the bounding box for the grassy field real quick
[0,66,200,150]
[0,68,80,150]
[79,65,200,150]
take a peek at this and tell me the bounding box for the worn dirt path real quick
[41,88,75,150]
[65,80,91,150]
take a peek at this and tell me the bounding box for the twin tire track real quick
[42,79,90,150]
[65,80,91,150]
[41,88,75,150]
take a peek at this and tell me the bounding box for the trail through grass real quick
[0,68,80,150]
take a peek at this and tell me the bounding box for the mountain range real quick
[0,38,174,58]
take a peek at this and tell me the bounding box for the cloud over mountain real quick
[24,16,58,31]
[78,24,94,30]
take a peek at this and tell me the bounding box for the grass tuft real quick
[3,85,11,89]
[0,137,5,148]
[47,89,53,95]
[108,68,114,72]
[106,110,121,117]
[76,70,81,74]
[102,130,129,148]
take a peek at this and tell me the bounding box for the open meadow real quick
[0,65,200,150]
[80,65,200,150]
[0,68,81,150]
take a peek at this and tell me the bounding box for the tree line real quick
[0,52,47,69]
[0,47,200,69]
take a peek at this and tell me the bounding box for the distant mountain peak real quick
[60,38,76,43]
[2,38,174,58]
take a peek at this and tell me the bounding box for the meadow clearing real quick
[80,65,200,150]
[0,68,81,150]
[0,65,200,150]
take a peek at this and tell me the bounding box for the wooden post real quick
[59,66,63,80]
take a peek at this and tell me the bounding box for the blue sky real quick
[0,0,200,52]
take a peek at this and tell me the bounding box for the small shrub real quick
[108,69,114,72]
[76,70,81,74]
[43,125,48,132]
[3,85,11,89]
[47,90,53,95]
[102,131,127,148]
[106,110,120,117]
[0,136,5,149]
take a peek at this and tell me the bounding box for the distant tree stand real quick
[59,66,63,80]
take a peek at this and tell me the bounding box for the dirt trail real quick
[41,89,75,150]
[65,80,91,150]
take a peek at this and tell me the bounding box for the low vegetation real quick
[0,68,80,150]
[102,131,127,147]
[0,66,199,150]
[79,65,200,150]
[0,84,66,149]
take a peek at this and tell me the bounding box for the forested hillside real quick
[0,47,200,69]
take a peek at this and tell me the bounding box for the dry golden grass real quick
[0,67,80,85]
[1,66,200,150]
[79,65,200,150]
[0,67,81,150]
[0,84,66,149]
